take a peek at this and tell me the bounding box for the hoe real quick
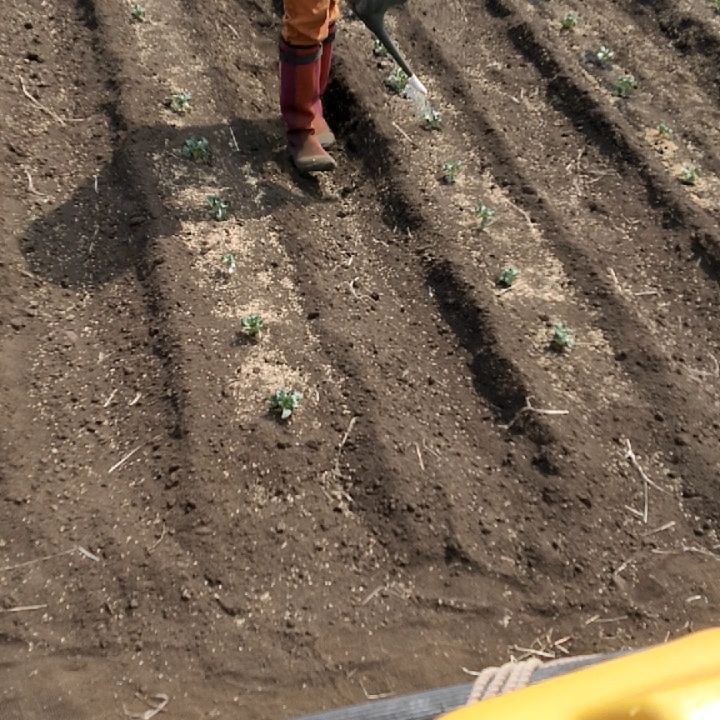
[351,0,428,96]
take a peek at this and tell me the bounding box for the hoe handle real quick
[350,0,418,83]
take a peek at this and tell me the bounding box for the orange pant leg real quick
[283,0,340,45]
[329,0,340,28]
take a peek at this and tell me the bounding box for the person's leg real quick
[283,0,335,45]
[320,0,340,96]
[280,0,337,170]
[313,0,340,147]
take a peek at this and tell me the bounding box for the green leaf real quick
[181,136,209,162]
[269,388,302,420]
[612,75,637,98]
[422,109,442,131]
[373,38,389,57]
[384,68,408,95]
[656,121,673,139]
[130,4,146,22]
[441,160,462,184]
[240,314,263,337]
[678,166,699,186]
[551,323,575,351]
[496,266,519,288]
[221,253,237,274]
[595,46,615,66]
[560,12,577,30]
[474,203,496,229]
[207,195,228,221]
[169,90,192,114]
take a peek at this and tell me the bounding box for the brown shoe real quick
[288,130,337,172]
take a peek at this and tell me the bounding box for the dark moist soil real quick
[2,0,720,718]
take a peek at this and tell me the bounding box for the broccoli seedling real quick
[441,160,463,185]
[496,266,520,288]
[130,4,145,22]
[713,0,720,14]
[612,74,637,98]
[422,109,443,131]
[656,121,673,139]
[269,389,303,420]
[385,67,408,94]
[560,12,578,30]
[551,323,575,351]
[240,314,263,338]
[207,195,229,221]
[474,203,496,229]
[678,165,700,186]
[168,90,192,114]
[181,136,209,162]
[373,38,389,57]
[221,253,237,274]
[595,46,615,67]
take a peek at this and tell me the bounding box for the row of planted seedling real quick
[558,13,701,185]
[438,161,578,352]
[185,147,303,419]
[130,1,304,422]
[379,12,701,184]
[496,267,575,352]
[180,139,303,421]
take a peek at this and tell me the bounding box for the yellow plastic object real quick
[438,629,720,720]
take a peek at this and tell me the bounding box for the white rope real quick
[468,656,595,704]
[467,659,541,704]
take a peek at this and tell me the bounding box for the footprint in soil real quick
[19,118,327,289]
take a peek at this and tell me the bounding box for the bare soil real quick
[1,0,720,718]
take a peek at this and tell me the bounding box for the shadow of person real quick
[19,115,323,289]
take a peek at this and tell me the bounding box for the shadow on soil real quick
[325,70,535,431]
[17,107,437,558]
[19,117,323,288]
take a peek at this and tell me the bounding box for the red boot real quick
[279,41,336,172]
[314,25,336,149]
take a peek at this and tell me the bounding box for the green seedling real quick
[551,323,575,351]
[373,38,389,57]
[713,0,720,14]
[385,67,409,95]
[441,160,463,185]
[269,389,303,420]
[678,165,700,186]
[656,121,673,139]
[168,90,192,114]
[130,4,145,22]
[422,109,443,131]
[240,314,263,338]
[181,136,209,162]
[595,46,615,67]
[474,203,496,229]
[496,266,520,288]
[207,195,229,221]
[612,74,637,98]
[221,253,237,274]
[560,12,578,30]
